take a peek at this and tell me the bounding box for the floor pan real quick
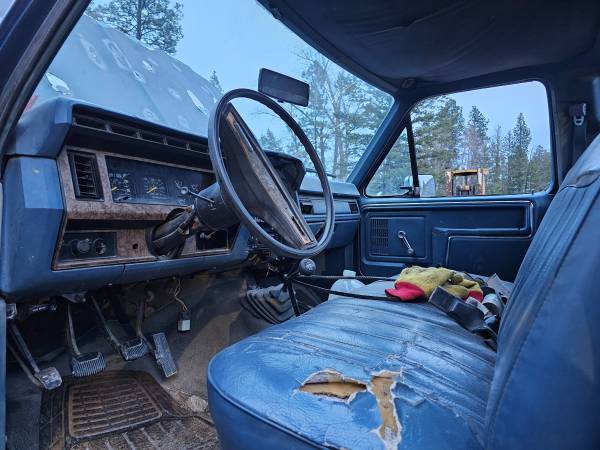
[39,370,219,450]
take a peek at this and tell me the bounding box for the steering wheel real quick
[207,88,335,259]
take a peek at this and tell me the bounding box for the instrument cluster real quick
[106,156,213,206]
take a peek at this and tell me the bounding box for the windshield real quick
[28,0,393,180]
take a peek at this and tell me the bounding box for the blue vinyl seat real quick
[207,136,600,449]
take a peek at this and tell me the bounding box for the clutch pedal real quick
[66,303,106,377]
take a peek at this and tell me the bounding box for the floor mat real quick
[39,370,219,450]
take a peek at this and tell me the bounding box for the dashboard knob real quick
[70,238,92,256]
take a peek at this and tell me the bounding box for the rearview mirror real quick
[258,68,309,106]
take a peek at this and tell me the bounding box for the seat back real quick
[485,136,600,449]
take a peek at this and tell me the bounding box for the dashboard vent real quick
[72,111,209,155]
[370,218,389,255]
[348,201,359,214]
[68,151,102,200]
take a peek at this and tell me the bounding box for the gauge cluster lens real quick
[105,156,212,205]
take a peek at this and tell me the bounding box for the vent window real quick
[68,151,102,200]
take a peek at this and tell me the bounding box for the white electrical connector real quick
[173,278,191,332]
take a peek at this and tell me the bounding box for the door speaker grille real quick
[370,218,389,255]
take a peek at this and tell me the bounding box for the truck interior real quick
[0,0,598,449]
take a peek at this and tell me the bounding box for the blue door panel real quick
[360,195,551,280]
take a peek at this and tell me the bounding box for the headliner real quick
[259,0,600,93]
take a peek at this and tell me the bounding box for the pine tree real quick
[463,106,489,168]
[412,96,464,190]
[488,125,505,194]
[88,0,184,54]
[259,129,283,153]
[527,145,551,192]
[506,113,531,193]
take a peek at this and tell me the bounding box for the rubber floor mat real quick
[39,371,219,450]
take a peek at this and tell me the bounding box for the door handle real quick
[397,231,415,255]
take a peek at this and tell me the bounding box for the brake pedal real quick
[90,296,147,362]
[66,303,106,377]
[119,337,149,361]
[8,320,62,390]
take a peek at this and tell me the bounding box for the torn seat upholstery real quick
[207,136,600,449]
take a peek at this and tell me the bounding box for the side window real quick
[366,129,412,196]
[368,81,552,197]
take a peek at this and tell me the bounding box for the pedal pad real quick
[35,367,62,390]
[152,333,177,378]
[119,338,149,361]
[70,352,106,377]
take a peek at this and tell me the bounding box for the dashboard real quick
[56,147,231,269]
[0,100,361,301]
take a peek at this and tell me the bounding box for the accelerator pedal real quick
[136,292,177,378]
[152,332,177,378]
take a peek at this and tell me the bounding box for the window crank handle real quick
[397,230,415,255]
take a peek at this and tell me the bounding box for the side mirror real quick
[404,175,437,197]
[258,68,309,106]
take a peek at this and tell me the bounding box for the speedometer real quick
[109,171,136,202]
[143,176,168,200]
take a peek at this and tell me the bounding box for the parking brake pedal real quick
[66,303,106,377]
[90,296,148,361]
[8,321,62,390]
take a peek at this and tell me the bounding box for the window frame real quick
[363,79,556,199]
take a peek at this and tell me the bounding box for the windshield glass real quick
[28,0,393,180]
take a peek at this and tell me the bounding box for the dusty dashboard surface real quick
[54,146,237,269]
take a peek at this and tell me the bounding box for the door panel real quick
[360,194,551,280]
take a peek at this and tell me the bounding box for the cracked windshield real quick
[29,0,394,180]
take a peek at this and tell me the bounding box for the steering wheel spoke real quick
[222,109,316,249]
